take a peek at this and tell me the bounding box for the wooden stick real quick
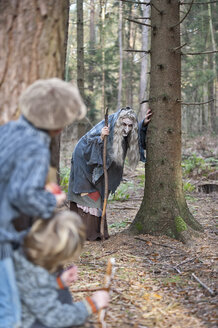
[98,258,116,328]
[100,108,109,241]
[192,273,215,296]
[70,287,108,293]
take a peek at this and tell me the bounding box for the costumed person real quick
[0,78,86,328]
[13,211,109,328]
[68,107,152,241]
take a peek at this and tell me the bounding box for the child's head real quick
[19,78,86,130]
[23,211,86,273]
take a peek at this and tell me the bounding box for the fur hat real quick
[20,78,86,130]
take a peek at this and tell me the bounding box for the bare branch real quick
[133,16,151,20]
[124,49,151,53]
[177,99,214,105]
[120,0,150,5]
[182,50,218,55]
[180,1,218,4]
[171,0,194,28]
[151,2,163,14]
[172,43,187,52]
[125,17,152,27]
[140,99,150,104]
[120,0,163,14]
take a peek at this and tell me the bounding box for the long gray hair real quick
[112,108,140,168]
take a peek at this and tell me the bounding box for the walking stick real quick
[100,107,109,241]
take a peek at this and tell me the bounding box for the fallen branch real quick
[192,273,216,296]
[70,287,107,293]
[176,257,196,267]
[134,237,181,250]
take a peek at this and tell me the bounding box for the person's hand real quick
[144,108,152,126]
[101,126,110,140]
[91,290,110,310]
[60,265,78,286]
[55,193,66,207]
[45,182,66,207]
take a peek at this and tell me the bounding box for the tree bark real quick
[0,0,69,124]
[0,0,69,177]
[117,0,123,109]
[130,0,203,243]
[138,2,150,121]
[99,0,106,119]
[77,0,84,99]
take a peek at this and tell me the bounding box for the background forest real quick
[66,0,217,135]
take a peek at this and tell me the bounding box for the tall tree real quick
[77,0,85,99]
[0,0,69,123]
[0,0,69,172]
[138,2,150,120]
[130,0,203,243]
[117,0,123,109]
[99,0,106,118]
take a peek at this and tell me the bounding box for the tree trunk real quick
[0,0,69,176]
[117,0,123,109]
[99,0,106,119]
[208,3,217,134]
[77,0,84,99]
[88,0,95,94]
[138,3,150,121]
[130,0,203,243]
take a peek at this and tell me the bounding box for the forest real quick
[0,0,217,327]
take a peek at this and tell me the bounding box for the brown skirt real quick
[70,202,109,241]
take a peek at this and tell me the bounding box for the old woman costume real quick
[68,107,148,240]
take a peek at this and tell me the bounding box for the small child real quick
[13,210,109,328]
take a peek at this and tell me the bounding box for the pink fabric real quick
[77,204,100,217]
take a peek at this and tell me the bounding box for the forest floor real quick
[67,136,217,328]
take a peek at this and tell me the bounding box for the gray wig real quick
[112,108,140,168]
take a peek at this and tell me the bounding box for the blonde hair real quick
[23,211,86,273]
[112,108,140,168]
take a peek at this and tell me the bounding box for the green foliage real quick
[137,173,145,187]
[109,220,131,229]
[183,182,195,192]
[182,154,212,176]
[175,216,187,233]
[109,181,134,202]
[161,275,185,286]
[59,167,71,193]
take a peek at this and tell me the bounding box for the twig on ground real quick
[191,273,216,296]
[176,257,196,267]
[134,237,182,250]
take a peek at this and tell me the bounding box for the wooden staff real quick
[100,107,109,241]
[98,258,116,328]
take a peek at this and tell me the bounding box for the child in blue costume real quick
[0,78,86,328]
